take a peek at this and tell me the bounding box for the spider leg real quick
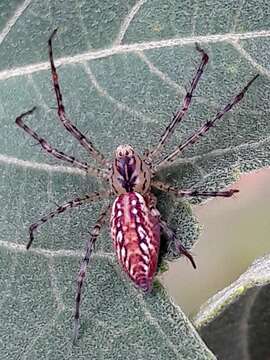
[146,44,209,163]
[160,219,196,269]
[27,191,111,249]
[74,203,110,343]
[155,74,259,171]
[16,107,108,179]
[144,192,196,268]
[48,29,108,167]
[152,180,239,198]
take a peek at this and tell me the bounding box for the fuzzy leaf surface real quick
[1,0,270,359]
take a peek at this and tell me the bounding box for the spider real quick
[16,29,258,341]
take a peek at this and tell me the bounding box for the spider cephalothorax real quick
[15,29,258,341]
[111,144,152,194]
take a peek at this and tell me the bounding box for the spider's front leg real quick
[16,107,108,179]
[74,203,111,343]
[146,44,209,162]
[155,74,259,171]
[48,29,109,167]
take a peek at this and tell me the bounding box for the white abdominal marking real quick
[137,225,146,239]
[139,242,149,254]
[121,246,126,260]
[142,254,150,263]
[141,263,149,272]
[116,231,123,243]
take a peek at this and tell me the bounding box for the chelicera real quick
[16,29,258,341]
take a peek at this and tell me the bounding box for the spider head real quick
[111,144,151,195]
[115,144,134,158]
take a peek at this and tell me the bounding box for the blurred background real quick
[160,167,270,316]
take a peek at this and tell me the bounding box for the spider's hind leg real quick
[74,203,111,343]
[27,190,111,249]
[160,219,196,269]
[145,191,196,269]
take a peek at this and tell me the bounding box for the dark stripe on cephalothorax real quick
[142,172,147,192]
[116,158,127,178]
[116,156,138,192]
[127,156,136,180]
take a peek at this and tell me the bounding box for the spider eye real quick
[119,151,123,156]
[125,150,129,156]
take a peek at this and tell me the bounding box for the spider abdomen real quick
[110,192,160,292]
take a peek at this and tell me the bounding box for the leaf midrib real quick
[1,29,270,82]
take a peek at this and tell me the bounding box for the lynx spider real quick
[16,29,258,341]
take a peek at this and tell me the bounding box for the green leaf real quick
[194,254,270,360]
[0,0,269,358]
[1,247,215,359]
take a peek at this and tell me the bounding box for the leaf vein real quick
[0,0,32,45]
[83,61,156,124]
[136,50,219,109]
[114,0,147,45]
[0,154,86,175]
[128,286,184,359]
[239,287,260,360]
[2,131,269,175]
[20,313,63,360]
[0,239,114,259]
[1,30,270,81]
[231,40,270,79]
[48,253,65,311]
[175,134,270,166]
[231,0,245,32]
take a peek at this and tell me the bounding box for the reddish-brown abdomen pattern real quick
[110,192,160,292]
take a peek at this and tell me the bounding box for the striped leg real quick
[146,44,209,162]
[27,191,111,249]
[160,220,196,269]
[152,180,239,198]
[74,203,111,342]
[48,29,108,167]
[155,74,259,171]
[16,107,108,178]
[143,192,196,267]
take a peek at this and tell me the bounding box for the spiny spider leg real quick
[146,44,209,162]
[160,220,196,269]
[27,191,111,249]
[155,74,259,171]
[74,203,111,343]
[48,29,109,167]
[143,193,196,267]
[152,180,239,198]
[16,107,108,179]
